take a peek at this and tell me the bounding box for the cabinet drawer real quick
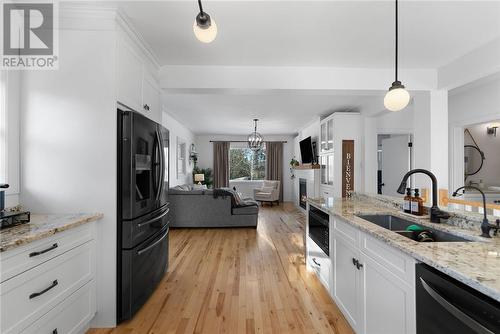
[1,241,95,334]
[307,237,331,290]
[333,217,359,245]
[360,233,415,284]
[21,280,96,334]
[1,224,93,283]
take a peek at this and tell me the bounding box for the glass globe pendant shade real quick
[193,16,217,43]
[248,132,263,151]
[384,81,410,112]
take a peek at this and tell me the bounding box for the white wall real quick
[162,111,196,187]
[195,134,295,201]
[19,28,117,327]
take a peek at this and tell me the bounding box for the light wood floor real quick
[88,203,354,334]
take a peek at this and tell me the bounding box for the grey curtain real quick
[213,141,230,188]
[266,141,283,201]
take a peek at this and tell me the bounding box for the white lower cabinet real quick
[0,223,96,334]
[307,208,416,334]
[360,252,415,334]
[332,235,361,329]
[21,280,96,334]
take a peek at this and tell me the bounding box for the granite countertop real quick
[0,213,103,252]
[307,196,500,302]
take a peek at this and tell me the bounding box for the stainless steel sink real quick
[356,214,472,242]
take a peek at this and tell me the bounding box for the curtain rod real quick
[209,140,287,143]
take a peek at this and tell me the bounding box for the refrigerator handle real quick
[155,129,163,203]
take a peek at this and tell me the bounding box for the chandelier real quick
[247,119,263,151]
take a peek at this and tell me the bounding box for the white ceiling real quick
[113,1,500,135]
[162,90,386,135]
[119,1,500,68]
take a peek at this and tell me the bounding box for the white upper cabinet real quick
[116,29,161,124]
[142,73,161,123]
[320,118,334,153]
[117,39,143,112]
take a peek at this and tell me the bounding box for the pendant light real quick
[384,0,410,112]
[193,0,217,43]
[248,119,263,151]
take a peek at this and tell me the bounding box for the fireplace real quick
[299,178,307,209]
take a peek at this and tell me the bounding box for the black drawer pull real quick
[29,243,58,257]
[312,258,321,267]
[29,280,58,299]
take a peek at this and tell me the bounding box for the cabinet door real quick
[327,154,334,186]
[142,74,161,123]
[327,119,334,151]
[359,253,416,334]
[333,236,360,331]
[320,123,327,152]
[117,39,143,111]
[320,155,327,185]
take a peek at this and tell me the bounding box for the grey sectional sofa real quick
[169,185,259,228]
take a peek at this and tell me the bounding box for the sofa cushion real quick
[233,205,259,215]
[261,186,274,193]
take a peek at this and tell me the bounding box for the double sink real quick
[356,214,472,242]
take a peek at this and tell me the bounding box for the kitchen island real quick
[306,195,500,334]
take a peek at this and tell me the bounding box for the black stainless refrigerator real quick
[117,106,170,323]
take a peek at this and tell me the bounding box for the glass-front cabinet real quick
[320,153,334,186]
[320,117,334,153]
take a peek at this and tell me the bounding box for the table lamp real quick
[194,173,205,185]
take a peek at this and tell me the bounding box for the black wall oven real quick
[117,106,170,323]
[308,206,329,256]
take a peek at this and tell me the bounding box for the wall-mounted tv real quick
[299,136,314,164]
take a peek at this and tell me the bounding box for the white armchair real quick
[253,180,280,206]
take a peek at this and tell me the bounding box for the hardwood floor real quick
[88,203,354,334]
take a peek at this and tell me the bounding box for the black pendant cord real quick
[198,0,204,14]
[395,0,398,83]
[254,119,258,133]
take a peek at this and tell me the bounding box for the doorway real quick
[377,134,413,197]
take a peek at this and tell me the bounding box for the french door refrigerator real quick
[117,106,170,323]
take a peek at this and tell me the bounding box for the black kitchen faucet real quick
[397,169,450,223]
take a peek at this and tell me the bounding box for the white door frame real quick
[376,130,415,192]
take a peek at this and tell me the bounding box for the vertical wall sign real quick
[342,140,354,198]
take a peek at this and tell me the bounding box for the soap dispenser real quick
[403,188,412,214]
[411,189,424,216]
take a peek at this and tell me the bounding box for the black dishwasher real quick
[416,263,500,334]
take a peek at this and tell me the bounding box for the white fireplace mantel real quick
[293,169,321,212]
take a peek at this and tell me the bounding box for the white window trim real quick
[0,71,7,185]
[0,71,20,207]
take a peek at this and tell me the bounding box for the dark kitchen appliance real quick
[416,263,500,334]
[117,106,170,323]
[299,136,314,164]
[308,206,329,256]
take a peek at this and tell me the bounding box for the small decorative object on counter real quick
[403,188,412,214]
[411,189,424,216]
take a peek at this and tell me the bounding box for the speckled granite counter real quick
[307,196,500,302]
[0,213,103,252]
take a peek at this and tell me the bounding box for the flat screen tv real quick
[299,136,314,164]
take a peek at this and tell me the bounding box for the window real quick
[229,145,266,181]
[177,137,186,178]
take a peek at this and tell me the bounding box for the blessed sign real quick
[342,140,354,198]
